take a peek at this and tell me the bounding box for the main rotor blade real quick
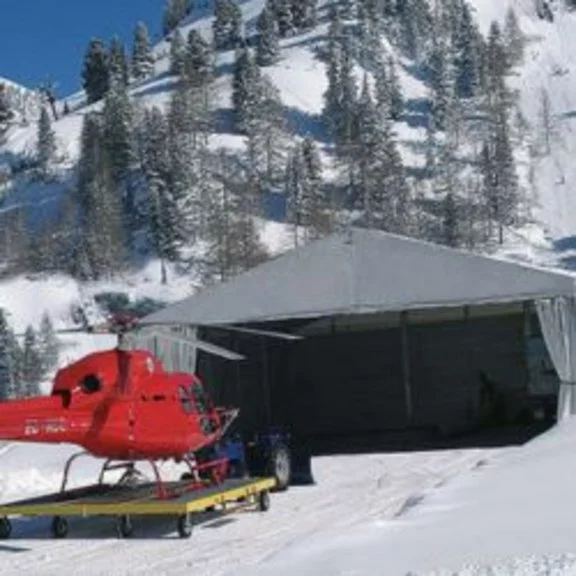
[144,331,245,361]
[142,320,301,341]
[193,338,245,361]
[207,324,302,340]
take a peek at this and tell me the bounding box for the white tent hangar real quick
[143,229,576,445]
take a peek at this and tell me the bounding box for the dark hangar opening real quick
[198,302,558,455]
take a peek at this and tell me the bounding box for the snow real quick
[0,443,490,575]
[246,420,576,576]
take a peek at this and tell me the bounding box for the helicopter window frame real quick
[80,374,102,394]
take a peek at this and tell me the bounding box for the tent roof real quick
[143,228,576,326]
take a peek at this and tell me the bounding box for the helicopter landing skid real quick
[59,451,230,501]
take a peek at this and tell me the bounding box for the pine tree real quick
[291,0,317,29]
[387,57,404,120]
[82,38,110,104]
[202,150,268,283]
[170,29,186,76]
[132,21,155,81]
[340,0,356,20]
[102,81,134,187]
[275,0,294,37]
[538,88,553,155]
[245,74,289,187]
[109,36,129,89]
[257,4,280,66]
[301,136,327,240]
[504,7,524,67]
[0,84,13,137]
[0,310,17,401]
[323,5,344,135]
[37,106,56,180]
[0,208,28,275]
[354,76,382,227]
[163,0,192,36]
[142,107,181,281]
[397,0,432,60]
[484,21,509,105]
[353,75,410,233]
[202,155,237,282]
[424,117,437,178]
[232,47,262,132]
[184,30,213,87]
[285,145,305,246]
[213,0,243,51]
[38,312,59,374]
[481,108,519,245]
[75,113,125,279]
[166,72,214,246]
[454,2,480,99]
[442,192,459,247]
[336,36,358,145]
[429,39,452,131]
[22,325,42,397]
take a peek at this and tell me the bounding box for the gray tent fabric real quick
[144,228,576,327]
[536,297,576,420]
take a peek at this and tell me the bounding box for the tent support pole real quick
[522,301,532,390]
[261,338,272,427]
[401,311,413,424]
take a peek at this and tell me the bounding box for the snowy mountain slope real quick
[0,77,42,131]
[460,1,576,247]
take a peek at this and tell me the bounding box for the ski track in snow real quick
[0,444,493,576]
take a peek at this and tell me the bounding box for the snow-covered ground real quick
[0,442,490,575]
[247,420,576,576]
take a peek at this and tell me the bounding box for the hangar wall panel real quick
[409,314,527,433]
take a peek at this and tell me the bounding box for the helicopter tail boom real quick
[0,396,89,444]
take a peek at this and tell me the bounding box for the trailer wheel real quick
[177,514,193,539]
[258,490,270,512]
[116,515,133,539]
[51,516,68,539]
[0,517,11,539]
[268,444,291,491]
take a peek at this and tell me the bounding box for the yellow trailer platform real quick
[0,477,276,539]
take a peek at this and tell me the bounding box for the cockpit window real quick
[178,386,193,414]
[81,374,102,394]
[190,383,208,414]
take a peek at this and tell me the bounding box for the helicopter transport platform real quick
[0,476,276,539]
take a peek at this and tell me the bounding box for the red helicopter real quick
[0,313,298,501]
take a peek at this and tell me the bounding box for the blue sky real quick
[1,0,166,97]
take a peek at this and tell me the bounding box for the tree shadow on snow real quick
[131,73,178,100]
[285,107,330,143]
[400,61,431,84]
[552,235,576,252]
[213,109,238,135]
[399,98,431,130]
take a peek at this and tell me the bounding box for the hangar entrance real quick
[197,301,559,454]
